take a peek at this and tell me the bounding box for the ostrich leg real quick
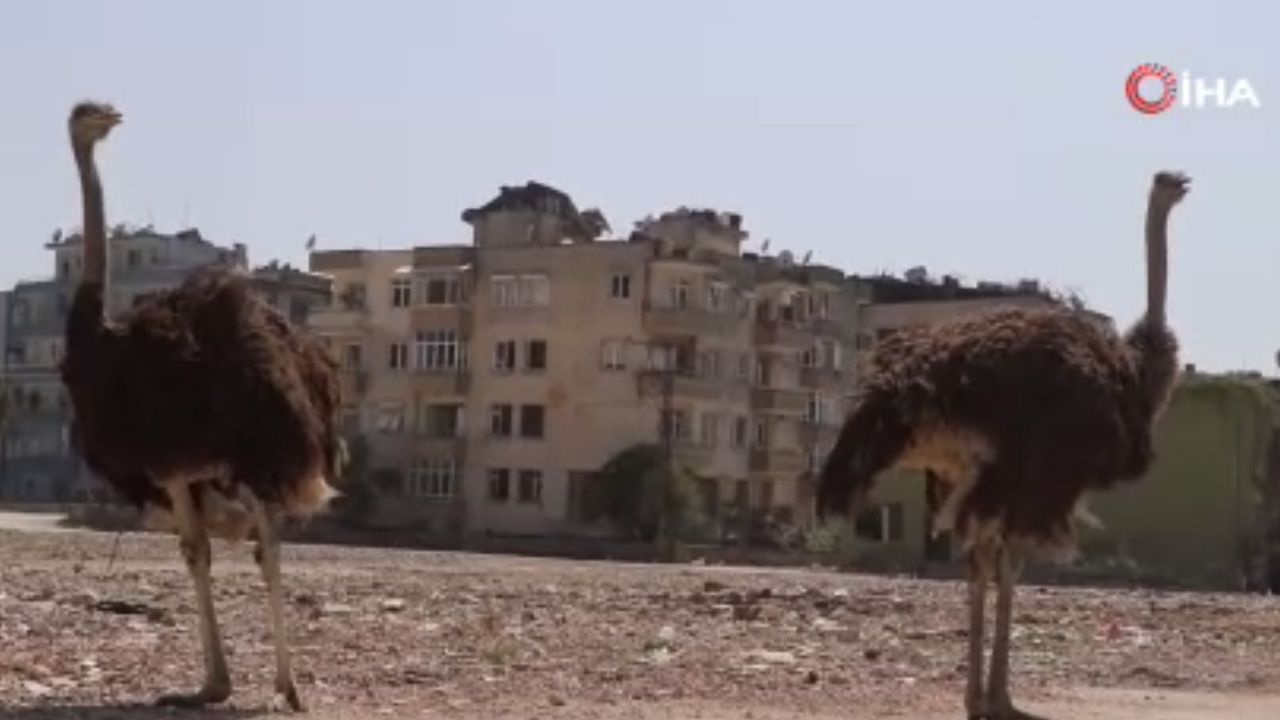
[157,484,232,707]
[986,545,1047,720]
[247,493,305,712]
[964,543,994,720]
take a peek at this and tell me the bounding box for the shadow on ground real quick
[0,706,266,720]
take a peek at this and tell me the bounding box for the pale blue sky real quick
[0,2,1275,371]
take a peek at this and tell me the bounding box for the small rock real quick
[23,681,53,697]
[380,598,407,613]
[864,648,882,661]
[703,580,727,593]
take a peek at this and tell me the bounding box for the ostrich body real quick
[816,171,1189,719]
[60,102,342,711]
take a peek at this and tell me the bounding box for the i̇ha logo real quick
[1125,63,1261,114]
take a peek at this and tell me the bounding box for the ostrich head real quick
[1150,171,1190,210]
[68,101,122,148]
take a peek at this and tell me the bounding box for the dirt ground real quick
[1,512,1278,719]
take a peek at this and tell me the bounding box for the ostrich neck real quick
[1144,203,1170,331]
[73,142,107,286]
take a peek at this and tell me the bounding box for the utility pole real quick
[654,340,680,563]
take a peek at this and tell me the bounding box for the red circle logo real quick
[1126,64,1177,114]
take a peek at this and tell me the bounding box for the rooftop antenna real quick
[801,250,813,265]
[760,238,771,254]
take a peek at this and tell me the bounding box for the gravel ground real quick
[1,518,1279,719]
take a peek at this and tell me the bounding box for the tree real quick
[597,443,699,542]
[333,434,375,526]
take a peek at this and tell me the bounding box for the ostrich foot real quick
[269,678,305,713]
[155,679,231,709]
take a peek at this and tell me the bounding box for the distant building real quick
[0,225,329,502]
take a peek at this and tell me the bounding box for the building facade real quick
[0,226,330,502]
[309,183,869,542]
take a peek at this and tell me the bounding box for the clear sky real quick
[0,2,1275,372]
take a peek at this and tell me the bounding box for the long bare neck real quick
[73,142,107,285]
[1144,200,1170,330]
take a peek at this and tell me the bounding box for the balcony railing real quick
[749,446,805,474]
[644,302,743,338]
[753,319,813,348]
[750,387,808,414]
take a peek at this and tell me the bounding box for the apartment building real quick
[310,182,861,540]
[0,226,330,502]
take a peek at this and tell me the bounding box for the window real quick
[697,350,719,379]
[344,343,363,371]
[391,278,412,308]
[488,468,511,501]
[801,346,818,368]
[389,342,409,370]
[759,480,774,510]
[698,413,718,447]
[665,409,689,442]
[737,353,751,381]
[492,276,519,308]
[610,273,631,300]
[421,275,461,306]
[517,469,543,504]
[490,404,513,437]
[493,273,550,307]
[418,403,464,437]
[855,503,905,543]
[519,274,551,306]
[339,283,367,310]
[525,340,547,371]
[407,458,457,499]
[855,332,873,351]
[732,416,748,449]
[671,279,691,309]
[707,283,726,312]
[806,393,822,424]
[493,340,517,372]
[754,419,770,447]
[820,339,841,370]
[414,330,461,371]
[601,340,626,371]
[756,357,772,386]
[808,444,828,472]
[519,405,545,439]
[376,404,406,433]
[126,249,141,268]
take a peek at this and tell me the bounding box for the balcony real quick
[636,370,737,402]
[411,370,471,396]
[410,304,472,334]
[797,421,840,448]
[799,366,849,390]
[672,442,715,469]
[644,304,741,338]
[749,446,805,475]
[754,319,812,348]
[750,387,808,414]
[811,317,854,341]
[308,305,370,331]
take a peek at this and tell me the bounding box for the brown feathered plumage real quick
[815,170,1189,718]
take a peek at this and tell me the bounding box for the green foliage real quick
[597,442,701,541]
[335,433,375,526]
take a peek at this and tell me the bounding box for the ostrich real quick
[60,101,343,711]
[816,171,1189,719]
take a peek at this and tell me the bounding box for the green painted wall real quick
[1081,378,1276,589]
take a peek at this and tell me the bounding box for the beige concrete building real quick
[308,183,863,542]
